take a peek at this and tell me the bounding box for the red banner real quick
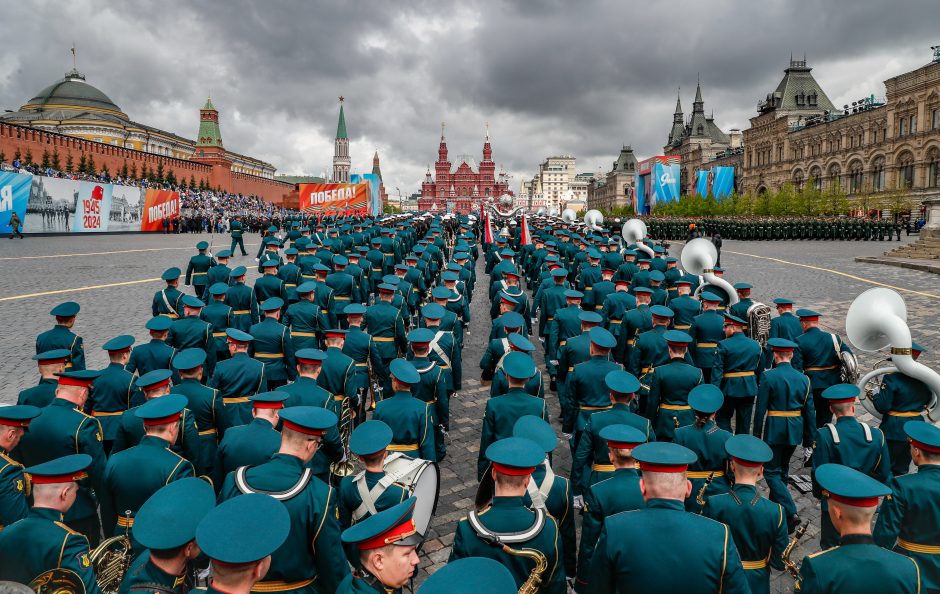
[140,189,180,231]
[298,183,369,215]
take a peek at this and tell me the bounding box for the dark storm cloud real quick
[0,0,936,195]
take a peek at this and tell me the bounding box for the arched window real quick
[872,156,885,191]
[809,166,822,190]
[848,161,864,194]
[793,170,804,191]
[897,152,914,189]
[827,163,842,188]
[928,147,940,188]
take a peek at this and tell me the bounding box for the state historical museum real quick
[419,126,512,212]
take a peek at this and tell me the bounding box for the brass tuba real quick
[681,238,739,306]
[89,533,132,594]
[583,209,605,231]
[622,219,655,259]
[846,288,940,424]
[561,208,577,224]
[500,544,548,594]
[746,302,773,346]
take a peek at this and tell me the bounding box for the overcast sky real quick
[1,0,937,196]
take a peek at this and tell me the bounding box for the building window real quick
[849,162,864,194]
[898,153,914,189]
[793,171,804,191]
[872,157,886,191]
[928,149,940,187]
[934,109,939,130]
[911,115,917,134]
[899,118,907,136]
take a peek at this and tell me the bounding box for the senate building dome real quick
[19,68,129,122]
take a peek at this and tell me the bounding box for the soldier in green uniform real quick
[170,348,222,477]
[599,279,636,362]
[646,330,704,441]
[218,406,349,594]
[674,384,733,513]
[185,241,216,299]
[373,359,436,460]
[488,331,545,399]
[210,328,268,432]
[875,422,940,591]
[793,309,854,427]
[667,279,700,331]
[621,287,654,366]
[249,297,296,389]
[0,454,102,593]
[229,214,248,256]
[575,424,647,592]
[407,329,449,462]
[587,441,750,593]
[279,248,303,304]
[704,435,788,594]
[548,290,586,370]
[712,313,763,434]
[201,283,234,364]
[0,405,41,529]
[555,311,603,412]
[874,342,932,475]
[88,335,140,454]
[451,437,566,593]
[169,295,216,378]
[225,266,260,332]
[418,557,515,594]
[769,297,803,341]
[213,391,286,486]
[419,302,461,397]
[313,265,338,328]
[203,249,232,300]
[563,327,622,454]
[153,268,185,319]
[338,421,410,532]
[255,258,288,305]
[127,316,177,378]
[36,301,85,370]
[17,370,104,544]
[727,283,755,327]
[366,284,408,382]
[18,349,68,407]
[100,394,195,542]
[797,464,920,594]
[318,329,359,406]
[284,281,325,351]
[117,477,215,594]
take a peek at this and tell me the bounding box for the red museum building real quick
[419,127,512,212]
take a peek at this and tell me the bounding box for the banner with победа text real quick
[298,183,370,215]
[139,189,180,231]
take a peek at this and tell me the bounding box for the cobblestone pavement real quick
[2,232,937,593]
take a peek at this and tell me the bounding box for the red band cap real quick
[493,462,535,476]
[57,376,95,388]
[143,411,182,426]
[800,316,819,322]
[142,378,172,392]
[826,492,880,507]
[253,401,284,410]
[771,346,795,352]
[607,440,641,449]
[0,418,31,428]
[30,470,88,484]
[325,331,347,339]
[296,357,323,365]
[666,341,688,348]
[283,419,326,436]
[636,461,689,473]
[731,456,763,468]
[358,518,418,550]
[827,397,856,405]
[910,438,940,454]
[227,338,250,346]
[37,356,68,365]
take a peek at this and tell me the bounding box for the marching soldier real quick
[667,279,700,330]
[185,240,216,299]
[873,342,932,475]
[418,557,516,594]
[421,302,461,395]
[587,441,750,594]
[599,278,636,362]
[628,305,676,384]
[548,290,585,368]
[753,338,815,533]
[170,348,222,477]
[451,437,566,594]
[213,391,286,487]
[797,464,919,594]
[17,370,105,544]
[17,349,67,407]
[210,328,268,433]
[127,316,176,377]
[674,384,733,513]
[875,422,940,592]
[480,313,524,382]
[489,332,544,399]
[313,265,338,328]
[536,267,570,350]
[812,384,891,550]
[228,214,248,256]
[88,335,141,454]
[703,435,789,594]
[0,405,41,529]
[36,301,85,371]
[338,420,410,530]
[327,255,357,323]
[488,304,523,340]
[343,304,382,417]
[285,281,326,351]
[366,283,408,376]
[250,297,296,389]
[153,267,184,319]
[218,406,349,593]
[201,282,234,364]
[768,297,802,341]
[202,249,233,300]
[427,286,465,347]
[279,247,303,304]
[727,282,755,326]
[0,454,102,594]
[168,295,216,377]
[563,328,622,453]
[689,292,725,383]
[646,330,704,441]
[556,312,604,413]
[407,329,449,462]
[621,287,654,365]
[225,265,260,332]
[712,313,762,434]
[255,258,288,304]
[319,330,359,406]
[793,309,854,427]
[373,359,436,460]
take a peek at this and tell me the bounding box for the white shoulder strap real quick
[861,422,873,443]
[525,460,555,510]
[496,338,511,370]
[429,332,452,368]
[826,423,840,445]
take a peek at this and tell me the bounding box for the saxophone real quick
[500,543,548,594]
[782,525,808,578]
[695,471,716,507]
[330,396,357,478]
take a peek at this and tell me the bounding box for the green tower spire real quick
[336,98,348,140]
[196,96,223,148]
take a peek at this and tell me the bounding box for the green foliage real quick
[41,149,50,170]
[0,151,5,165]
[599,205,636,219]
[130,162,138,179]
[166,169,177,187]
[51,148,61,171]
[86,153,96,175]
[100,164,110,178]
[189,175,197,190]
[65,153,74,173]
[120,161,129,178]
[383,205,403,214]
[156,161,166,183]
[78,154,88,174]
[23,149,33,167]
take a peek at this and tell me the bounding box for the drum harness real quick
[233,466,314,500]
[468,506,547,545]
[351,452,422,522]
[428,332,452,369]
[525,459,555,511]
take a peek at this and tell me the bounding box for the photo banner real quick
[711,167,735,198]
[0,171,33,234]
[140,189,180,231]
[24,176,78,233]
[695,170,710,198]
[652,163,681,205]
[72,181,112,232]
[298,183,369,215]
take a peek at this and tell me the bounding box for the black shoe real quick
[787,514,801,535]
[549,379,557,392]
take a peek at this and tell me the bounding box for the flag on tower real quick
[520,212,532,246]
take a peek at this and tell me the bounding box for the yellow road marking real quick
[0,278,162,301]
[0,242,260,261]
[724,250,940,300]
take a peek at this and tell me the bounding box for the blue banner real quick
[712,167,735,198]
[695,170,710,197]
[0,171,32,235]
[350,173,381,216]
[635,173,647,214]
[652,163,680,205]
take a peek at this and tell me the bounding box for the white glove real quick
[573,495,584,510]
[561,432,573,441]
[802,446,814,462]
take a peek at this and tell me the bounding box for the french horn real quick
[680,238,739,306]
[622,219,655,258]
[846,288,940,424]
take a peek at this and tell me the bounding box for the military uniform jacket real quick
[254,274,288,306]
[489,367,544,400]
[279,262,303,303]
[536,283,568,338]
[713,332,763,398]
[17,377,58,407]
[600,291,637,327]
[563,357,623,434]
[118,553,188,594]
[667,294,701,329]
[219,454,350,593]
[0,507,102,594]
[203,264,232,298]
[100,435,194,536]
[88,363,142,441]
[111,406,201,473]
[209,351,267,431]
[410,357,449,429]
[427,328,460,391]
[796,534,920,594]
[812,416,891,513]
[318,347,358,403]
[576,468,645,589]
[674,421,733,507]
[200,302,233,357]
[342,327,381,395]
[326,271,357,314]
[285,300,325,351]
[365,302,406,360]
[704,484,788,594]
[524,463,576,579]
[690,310,725,370]
[169,316,217,375]
[36,325,85,370]
[875,464,940,592]
[249,318,296,384]
[480,337,511,381]
[769,312,802,342]
[630,326,691,377]
[793,327,852,392]
[874,373,931,441]
[185,254,215,289]
[478,389,549,479]
[373,392,436,460]
[152,286,184,319]
[225,282,260,332]
[647,359,705,440]
[170,378,222,474]
[450,496,565,594]
[549,305,584,361]
[213,417,280,487]
[18,399,105,522]
[571,404,654,495]
[0,447,28,529]
[126,339,176,378]
[337,469,409,530]
[621,304,653,353]
[588,498,749,594]
[728,298,755,327]
[314,282,337,328]
[753,362,815,446]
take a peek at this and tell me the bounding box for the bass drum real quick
[383,453,440,537]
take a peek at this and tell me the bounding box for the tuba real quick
[681,238,739,306]
[583,209,604,231]
[29,568,86,594]
[846,288,940,424]
[561,208,577,223]
[746,302,773,346]
[622,219,655,259]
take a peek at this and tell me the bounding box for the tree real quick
[78,154,88,174]
[141,163,149,180]
[52,147,61,170]
[41,149,51,170]
[189,175,197,190]
[86,153,96,175]
[13,148,21,163]
[0,152,5,166]
[130,162,138,179]
[120,161,129,179]
[878,189,917,221]
[65,153,74,173]
[23,149,33,167]
[100,164,110,180]
[156,161,166,183]
[823,180,848,216]
[166,169,177,187]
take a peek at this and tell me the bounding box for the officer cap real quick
[821,383,859,404]
[650,305,675,319]
[623,249,637,256]
[268,225,278,233]
[689,384,724,413]
[226,328,253,344]
[725,434,773,467]
[503,351,536,379]
[216,249,232,258]
[261,297,284,312]
[772,297,794,306]
[284,247,299,256]
[551,268,568,278]
[279,406,338,436]
[486,437,544,476]
[196,241,209,250]
[344,303,366,316]
[632,442,697,473]
[587,249,602,260]
[54,369,102,388]
[675,278,692,286]
[733,283,753,291]
[431,286,453,300]
[442,271,460,282]
[50,301,80,317]
[545,254,559,262]
[653,245,666,254]
[134,478,215,551]
[815,463,891,507]
[358,245,371,253]
[260,258,279,269]
[350,420,393,456]
[102,335,135,352]
[723,313,747,326]
[396,264,412,273]
[296,281,316,294]
[766,338,797,352]
[665,257,678,263]
[333,255,348,266]
[421,303,446,320]
[208,282,229,296]
[249,391,288,410]
[649,270,666,282]
[408,328,435,345]
[0,405,40,428]
[325,328,348,339]
[605,370,640,394]
[599,424,647,449]
[146,316,173,331]
[579,311,603,324]
[634,287,653,295]
[294,348,326,366]
[230,265,247,277]
[637,258,651,266]
[413,245,426,253]
[454,251,469,260]
[499,292,518,306]
[512,416,557,453]
[700,291,723,303]
[172,348,207,371]
[161,267,181,281]
[508,332,535,353]
[502,269,521,280]
[135,393,187,425]
[182,295,205,309]
[371,238,382,246]
[602,266,617,274]
[197,493,290,564]
[499,249,515,258]
[390,359,420,385]
[589,327,617,349]
[795,308,821,320]
[906,422,940,453]
[32,349,70,364]
[564,290,584,299]
[24,454,92,485]
[663,330,693,346]
[341,496,422,551]
[499,312,523,331]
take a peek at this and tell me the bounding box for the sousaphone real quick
[622,219,654,258]
[680,238,739,306]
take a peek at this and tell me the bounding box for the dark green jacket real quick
[674,420,733,512]
[337,469,410,531]
[813,416,891,514]
[373,392,435,461]
[118,552,188,594]
[213,417,280,487]
[793,327,852,392]
[168,316,216,376]
[151,286,184,319]
[571,403,654,496]
[690,310,725,370]
[17,377,58,407]
[88,363,143,441]
[712,332,762,398]
[754,362,815,446]
[209,351,267,432]
[225,282,259,332]
[111,406,201,475]
[647,359,704,441]
[126,339,176,378]
[797,534,920,594]
[170,378,222,476]
[36,325,85,371]
[0,448,28,529]
[478,389,549,479]
[284,299,325,351]
[249,317,296,384]
[874,373,931,441]
[563,357,623,434]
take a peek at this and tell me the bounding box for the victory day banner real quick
[298,183,369,215]
[0,171,32,235]
[711,166,735,198]
[140,188,180,231]
[72,181,112,232]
